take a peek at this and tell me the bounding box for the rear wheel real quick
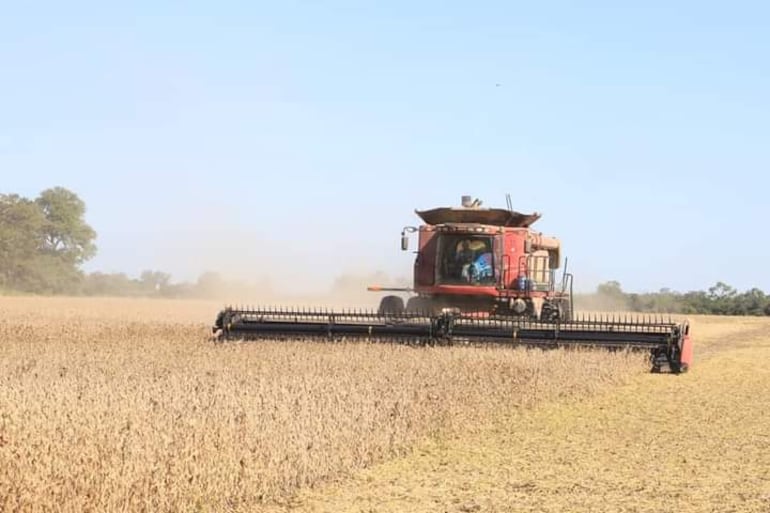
[378,295,405,315]
[406,296,434,315]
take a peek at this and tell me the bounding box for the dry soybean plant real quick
[0,298,647,512]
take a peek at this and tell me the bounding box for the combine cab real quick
[371,194,571,321]
[212,196,693,373]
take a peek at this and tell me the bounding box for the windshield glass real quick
[437,234,495,285]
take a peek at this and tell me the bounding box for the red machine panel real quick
[414,227,437,286]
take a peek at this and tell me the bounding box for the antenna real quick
[505,193,513,212]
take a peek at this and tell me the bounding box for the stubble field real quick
[1,297,768,512]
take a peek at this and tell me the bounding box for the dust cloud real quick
[134,222,409,309]
[104,210,622,311]
[572,291,631,313]
[195,271,410,309]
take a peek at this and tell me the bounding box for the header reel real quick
[213,307,692,373]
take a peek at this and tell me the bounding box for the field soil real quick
[1,297,768,512]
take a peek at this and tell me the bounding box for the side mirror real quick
[400,226,417,251]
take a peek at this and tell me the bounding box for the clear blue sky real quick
[2,1,768,293]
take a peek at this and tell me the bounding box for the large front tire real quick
[406,296,434,315]
[378,295,405,315]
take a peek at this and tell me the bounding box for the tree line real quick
[0,188,267,298]
[577,280,770,316]
[2,187,770,314]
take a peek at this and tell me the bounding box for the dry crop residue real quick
[0,297,645,512]
[273,315,770,513]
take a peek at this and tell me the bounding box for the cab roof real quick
[415,207,541,228]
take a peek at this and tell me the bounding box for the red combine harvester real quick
[213,196,693,373]
[369,194,571,322]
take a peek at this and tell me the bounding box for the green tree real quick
[140,270,172,293]
[0,187,97,293]
[597,280,623,297]
[708,281,736,301]
[734,288,767,316]
[0,194,46,289]
[35,187,96,264]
